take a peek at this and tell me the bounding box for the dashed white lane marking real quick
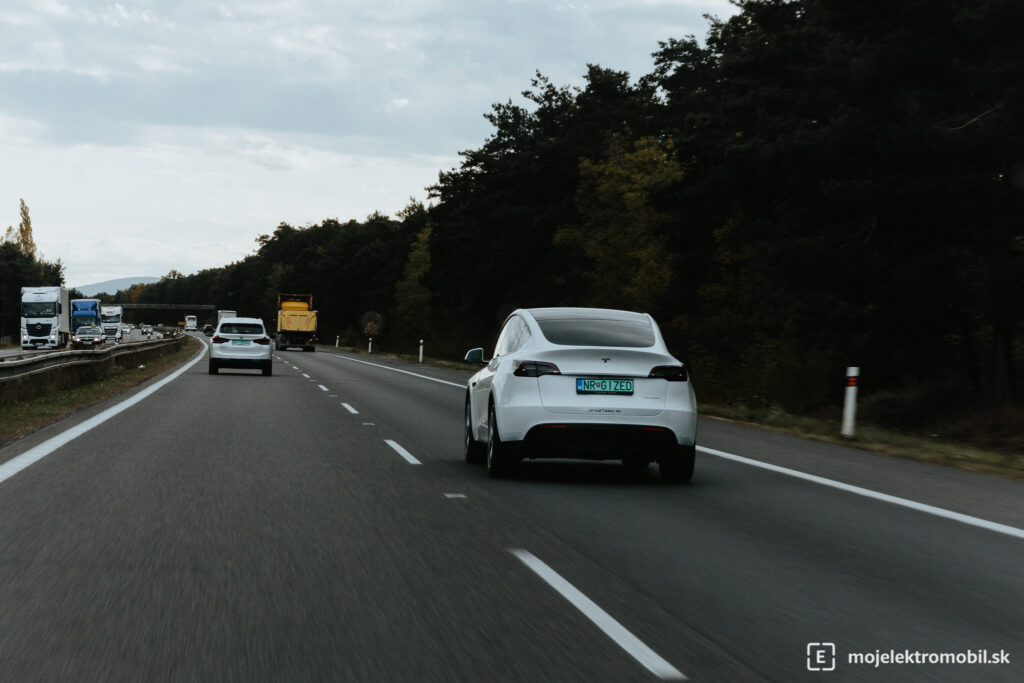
[384,439,421,465]
[302,373,310,378]
[342,403,359,414]
[322,353,464,388]
[698,446,1024,541]
[0,344,207,484]
[362,423,375,426]
[318,384,328,392]
[444,493,467,499]
[510,549,687,681]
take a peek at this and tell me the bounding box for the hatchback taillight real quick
[254,337,271,345]
[648,365,688,381]
[212,335,229,344]
[513,360,561,377]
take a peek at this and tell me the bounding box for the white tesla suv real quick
[464,307,698,482]
[208,317,273,376]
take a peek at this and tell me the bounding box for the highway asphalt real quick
[0,337,1020,681]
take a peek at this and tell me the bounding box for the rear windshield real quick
[220,323,264,335]
[536,319,656,347]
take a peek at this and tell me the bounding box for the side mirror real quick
[464,347,485,365]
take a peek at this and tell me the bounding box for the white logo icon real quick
[807,643,836,671]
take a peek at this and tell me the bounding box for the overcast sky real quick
[1,0,735,287]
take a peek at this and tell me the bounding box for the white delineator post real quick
[335,335,339,348]
[419,339,424,363]
[841,367,860,438]
[368,337,373,354]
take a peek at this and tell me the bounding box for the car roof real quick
[218,317,263,325]
[523,307,652,324]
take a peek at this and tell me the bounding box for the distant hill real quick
[75,277,160,297]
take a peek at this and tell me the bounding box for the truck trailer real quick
[21,286,70,349]
[275,294,317,352]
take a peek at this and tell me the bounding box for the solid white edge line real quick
[0,341,207,484]
[697,446,1024,541]
[321,353,464,388]
[384,439,421,465]
[341,403,359,414]
[510,549,687,681]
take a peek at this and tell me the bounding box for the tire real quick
[208,359,218,375]
[465,396,484,463]
[659,445,695,483]
[304,346,314,352]
[486,403,516,477]
[262,361,273,376]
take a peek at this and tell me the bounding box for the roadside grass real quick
[700,402,1024,482]
[0,336,202,447]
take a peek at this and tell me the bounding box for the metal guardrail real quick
[0,336,181,383]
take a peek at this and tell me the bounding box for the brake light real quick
[648,365,688,381]
[212,335,229,344]
[254,337,271,345]
[513,360,561,377]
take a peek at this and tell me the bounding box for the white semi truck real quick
[100,305,124,342]
[185,315,198,331]
[21,286,70,349]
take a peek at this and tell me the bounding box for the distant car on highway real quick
[464,307,698,481]
[141,324,152,336]
[208,317,273,376]
[71,325,106,349]
[203,324,214,337]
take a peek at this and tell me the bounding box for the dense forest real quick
[9,0,1023,422]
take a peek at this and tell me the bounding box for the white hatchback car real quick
[464,307,697,481]
[208,317,273,376]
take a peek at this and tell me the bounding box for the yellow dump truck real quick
[276,294,318,352]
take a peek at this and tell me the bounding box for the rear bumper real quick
[211,357,270,369]
[496,403,697,447]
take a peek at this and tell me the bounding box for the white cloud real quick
[386,98,410,113]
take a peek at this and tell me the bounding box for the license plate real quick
[576,378,634,395]
[231,339,251,345]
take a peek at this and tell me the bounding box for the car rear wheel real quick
[465,397,484,463]
[208,359,218,375]
[658,445,695,483]
[486,403,516,477]
[262,361,273,376]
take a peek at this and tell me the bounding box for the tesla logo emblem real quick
[601,358,611,363]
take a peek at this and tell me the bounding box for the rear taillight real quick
[254,337,271,345]
[513,360,561,377]
[648,365,688,381]
[212,335,229,344]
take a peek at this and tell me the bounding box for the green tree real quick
[393,226,433,350]
[556,136,683,312]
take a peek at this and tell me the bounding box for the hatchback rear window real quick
[220,323,264,335]
[536,319,656,347]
